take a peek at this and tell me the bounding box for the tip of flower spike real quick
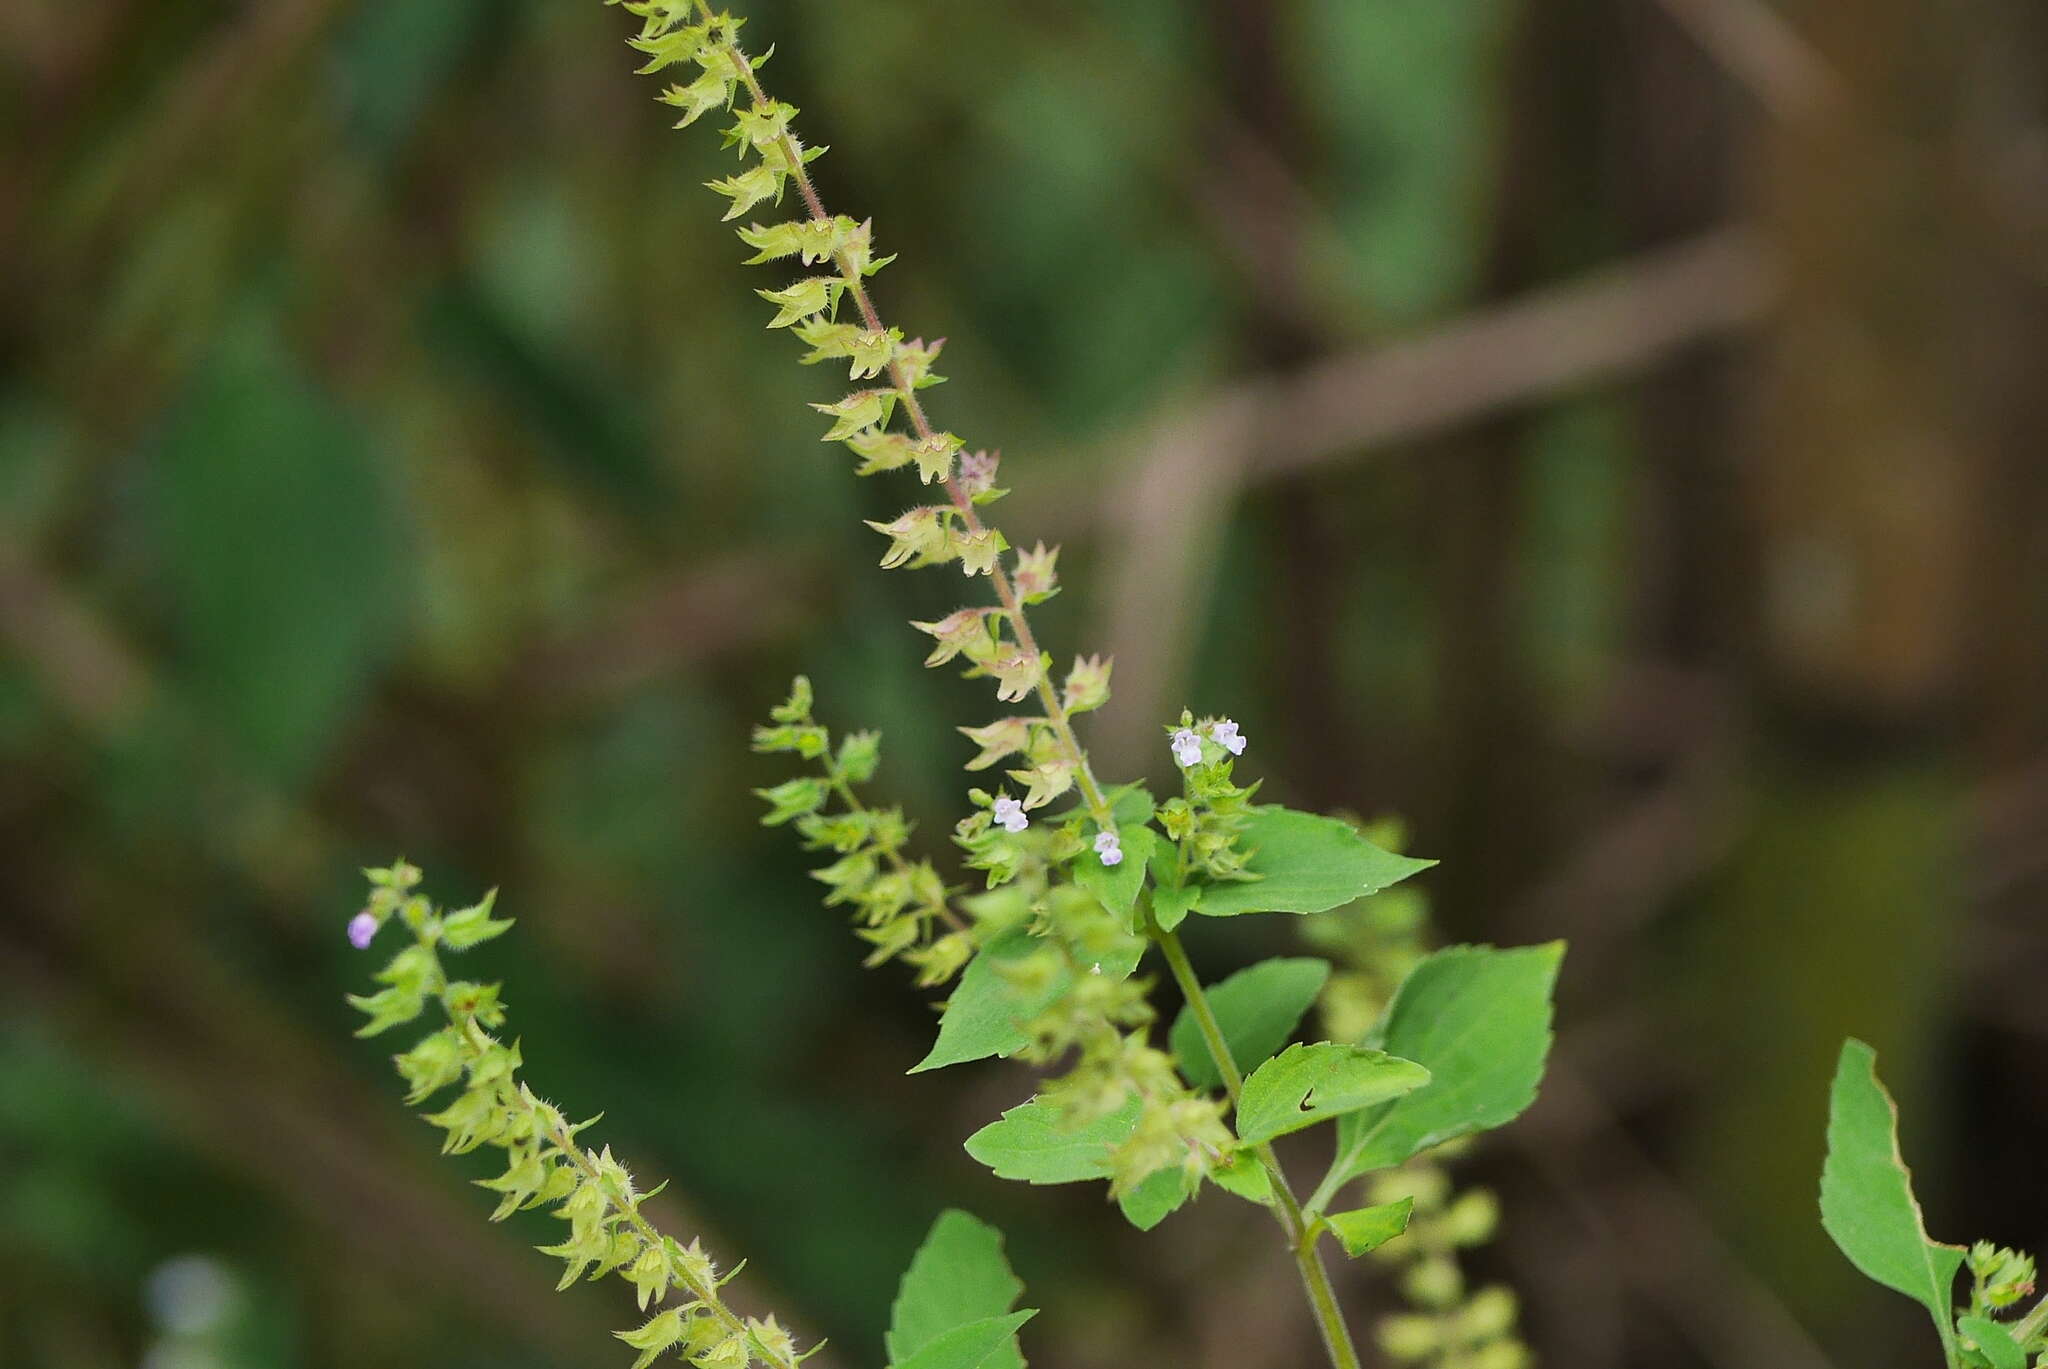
[347,911,379,949]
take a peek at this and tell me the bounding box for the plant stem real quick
[2009,1291,2048,1348]
[696,11,1348,1363]
[414,926,799,1368]
[703,5,1119,833]
[1154,923,1364,1369]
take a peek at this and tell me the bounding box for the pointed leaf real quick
[1115,1164,1192,1231]
[1321,943,1562,1200]
[1325,1197,1414,1257]
[1958,1317,2025,1369]
[1820,1039,1963,1360]
[887,1211,1025,1369]
[912,928,1070,1073]
[1236,1043,1429,1144]
[1192,806,1433,918]
[963,1096,1140,1184]
[1170,957,1331,1091]
[888,1311,1036,1369]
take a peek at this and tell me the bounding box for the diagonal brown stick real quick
[1085,226,1777,765]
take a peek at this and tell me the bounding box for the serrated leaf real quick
[1324,1197,1414,1257]
[1115,1164,1192,1231]
[1192,806,1433,918]
[963,1096,1140,1184]
[912,928,1070,1073]
[1958,1317,2025,1369]
[1319,943,1562,1203]
[1821,1039,1964,1361]
[1169,957,1331,1091]
[1236,1043,1429,1144]
[887,1211,1026,1369]
[887,1311,1036,1369]
[1074,825,1156,932]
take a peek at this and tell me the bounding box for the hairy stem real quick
[685,10,1349,1364]
[1154,923,1363,1369]
[701,0,1116,833]
[2008,1292,2048,1348]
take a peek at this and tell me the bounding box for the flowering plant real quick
[338,3,1572,1366]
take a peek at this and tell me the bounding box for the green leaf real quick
[1324,1197,1414,1257]
[1170,957,1331,1092]
[963,1096,1140,1184]
[1144,839,1199,931]
[1236,1043,1429,1145]
[1820,1039,1964,1361]
[1115,1164,1192,1231]
[888,1311,1036,1369]
[1074,825,1156,932]
[1192,806,1433,918]
[1958,1318,2025,1369]
[887,1211,1026,1369]
[1152,884,1200,932]
[912,928,1070,1073]
[1319,943,1563,1203]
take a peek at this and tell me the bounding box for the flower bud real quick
[959,716,1035,770]
[911,608,993,667]
[1062,654,1112,714]
[1012,542,1059,602]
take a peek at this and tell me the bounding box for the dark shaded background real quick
[4,0,2045,1366]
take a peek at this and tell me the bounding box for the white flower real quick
[1094,828,1123,867]
[1170,727,1202,767]
[1210,719,1246,756]
[991,795,1029,833]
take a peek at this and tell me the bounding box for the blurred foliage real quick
[4,0,2046,1367]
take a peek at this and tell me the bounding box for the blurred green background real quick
[4,0,2045,1366]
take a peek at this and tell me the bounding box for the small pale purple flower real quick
[1094,828,1123,867]
[1170,728,1203,768]
[347,911,379,950]
[992,795,1029,833]
[1210,719,1246,756]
